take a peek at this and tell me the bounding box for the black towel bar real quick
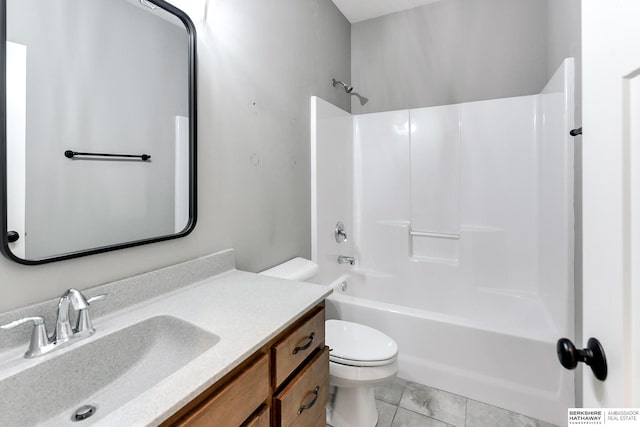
[64,150,151,161]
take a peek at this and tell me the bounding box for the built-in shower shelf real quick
[409,254,460,266]
[409,230,460,240]
[410,228,460,263]
[375,220,410,228]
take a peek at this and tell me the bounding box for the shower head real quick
[354,94,368,106]
[332,78,368,106]
[332,78,354,94]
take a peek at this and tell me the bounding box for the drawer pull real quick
[297,386,320,415]
[293,332,315,354]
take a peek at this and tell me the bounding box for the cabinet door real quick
[274,347,329,427]
[176,355,269,427]
[272,308,325,387]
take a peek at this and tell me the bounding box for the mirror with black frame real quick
[1,0,197,264]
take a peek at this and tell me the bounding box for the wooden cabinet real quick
[162,305,328,427]
[172,355,269,427]
[272,308,325,388]
[274,347,329,427]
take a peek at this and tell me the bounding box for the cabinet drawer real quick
[244,405,270,427]
[273,308,325,387]
[176,354,269,427]
[274,347,330,427]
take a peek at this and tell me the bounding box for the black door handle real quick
[557,337,607,381]
[7,231,19,243]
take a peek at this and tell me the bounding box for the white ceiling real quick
[331,0,442,23]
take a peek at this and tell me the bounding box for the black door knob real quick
[557,337,607,381]
[7,231,19,243]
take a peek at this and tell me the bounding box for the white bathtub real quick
[323,272,573,426]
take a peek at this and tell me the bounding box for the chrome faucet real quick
[1,289,107,358]
[54,288,90,343]
[337,255,355,265]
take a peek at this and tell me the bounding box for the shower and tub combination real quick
[312,60,576,426]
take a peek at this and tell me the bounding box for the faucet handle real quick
[76,294,108,334]
[335,222,348,243]
[1,316,45,330]
[87,294,109,304]
[1,317,50,358]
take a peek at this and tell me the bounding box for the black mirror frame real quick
[0,0,197,265]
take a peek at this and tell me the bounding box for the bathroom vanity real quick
[0,250,331,426]
[162,306,328,426]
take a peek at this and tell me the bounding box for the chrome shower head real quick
[354,94,368,106]
[332,78,354,94]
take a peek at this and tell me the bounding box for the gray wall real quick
[351,0,548,114]
[9,0,187,259]
[0,0,350,312]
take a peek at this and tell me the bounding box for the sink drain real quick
[73,405,96,422]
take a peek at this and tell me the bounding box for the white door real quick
[582,0,640,406]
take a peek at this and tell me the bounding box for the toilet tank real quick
[260,257,319,281]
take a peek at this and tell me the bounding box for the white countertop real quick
[0,259,331,427]
[96,269,331,426]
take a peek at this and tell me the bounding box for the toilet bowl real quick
[260,258,399,427]
[326,319,398,427]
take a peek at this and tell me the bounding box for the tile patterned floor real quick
[330,377,560,427]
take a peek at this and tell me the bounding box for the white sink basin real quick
[0,316,219,426]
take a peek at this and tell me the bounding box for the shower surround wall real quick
[310,99,355,285]
[311,59,575,425]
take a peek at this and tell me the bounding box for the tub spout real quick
[337,255,355,265]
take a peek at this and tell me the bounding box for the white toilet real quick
[261,258,399,427]
[326,319,398,427]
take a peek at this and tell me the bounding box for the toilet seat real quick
[326,319,398,367]
[330,354,397,367]
[326,318,400,426]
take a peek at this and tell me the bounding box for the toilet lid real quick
[326,319,398,364]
